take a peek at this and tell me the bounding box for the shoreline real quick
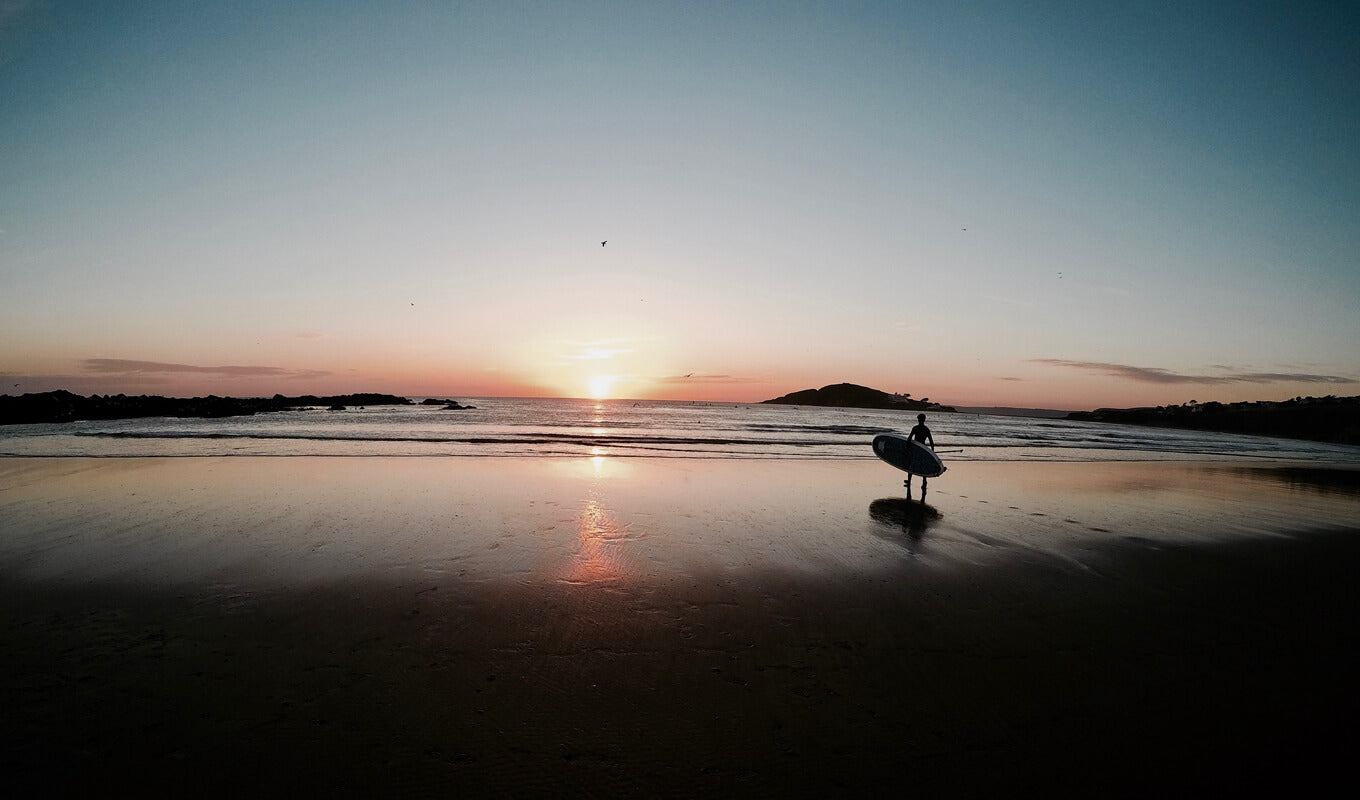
[3,457,1359,795]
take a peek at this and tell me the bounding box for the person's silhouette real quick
[905,413,935,498]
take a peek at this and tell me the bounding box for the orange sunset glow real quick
[1,2,1356,411]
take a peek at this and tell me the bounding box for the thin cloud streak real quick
[1032,360,1355,386]
[1237,372,1356,384]
[83,359,330,380]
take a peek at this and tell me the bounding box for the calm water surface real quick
[2,398,1358,463]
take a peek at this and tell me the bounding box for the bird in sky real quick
[601,241,607,247]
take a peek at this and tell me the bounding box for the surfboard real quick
[872,433,946,478]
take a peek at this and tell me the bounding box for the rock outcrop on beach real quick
[1067,395,1360,446]
[0,391,414,425]
[762,383,956,412]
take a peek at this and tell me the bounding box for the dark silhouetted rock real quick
[0,392,414,425]
[762,383,956,413]
[1067,395,1360,446]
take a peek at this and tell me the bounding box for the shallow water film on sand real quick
[2,404,1359,796]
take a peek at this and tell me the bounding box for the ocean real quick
[2,397,1358,463]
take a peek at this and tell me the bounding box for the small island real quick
[762,383,956,412]
[0,391,416,426]
[1066,395,1360,446]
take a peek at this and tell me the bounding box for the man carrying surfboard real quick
[871,418,946,500]
[906,414,935,494]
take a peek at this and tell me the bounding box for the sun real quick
[587,375,615,400]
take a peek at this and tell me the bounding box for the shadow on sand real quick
[868,497,942,544]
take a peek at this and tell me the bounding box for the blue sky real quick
[2,1,1357,407]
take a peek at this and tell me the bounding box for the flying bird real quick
[601,241,607,247]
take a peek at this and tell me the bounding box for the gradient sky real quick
[2,1,1357,409]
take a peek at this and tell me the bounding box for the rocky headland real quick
[1067,395,1360,446]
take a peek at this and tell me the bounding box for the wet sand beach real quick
[3,456,1359,796]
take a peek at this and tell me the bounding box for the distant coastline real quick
[1066,396,1360,447]
[0,390,416,426]
[762,383,956,413]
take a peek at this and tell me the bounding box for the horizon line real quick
[7,386,1358,414]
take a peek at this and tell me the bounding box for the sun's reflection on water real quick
[550,451,633,481]
[563,498,632,585]
[554,448,641,586]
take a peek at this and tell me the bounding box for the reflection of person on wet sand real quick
[906,413,935,499]
[869,498,942,547]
